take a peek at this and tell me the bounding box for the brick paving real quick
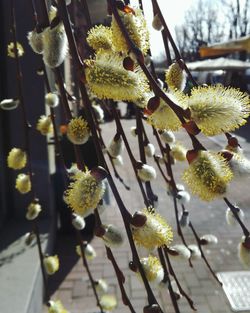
[44,118,250,313]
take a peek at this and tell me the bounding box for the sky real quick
[130,0,196,59]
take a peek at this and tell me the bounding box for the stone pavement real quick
[44,118,250,313]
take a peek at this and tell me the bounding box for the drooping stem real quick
[80,0,92,29]
[111,106,150,207]
[108,0,205,152]
[106,247,137,313]
[189,222,222,286]
[158,248,181,313]
[57,0,163,307]
[163,247,196,311]
[11,0,35,199]
[11,0,49,301]
[43,65,67,175]
[151,0,197,86]
[224,197,250,237]
[76,231,104,313]
[172,195,193,267]
[135,108,157,205]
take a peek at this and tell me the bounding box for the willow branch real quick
[151,0,197,86]
[135,108,157,205]
[11,0,50,301]
[188,222,222,286]
[163,247,196,311]
[158,248,181,313]
[106,247,136,313]
[57,0,162,307]
[224,197,250,237]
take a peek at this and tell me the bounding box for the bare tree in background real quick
[175,0,225,60]
[222,0,250,38]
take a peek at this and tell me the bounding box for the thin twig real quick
[163,247,197,311]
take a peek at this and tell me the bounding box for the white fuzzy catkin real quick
[45,92,59,108]
[229,153,250,178]
[24,232,36,246]
[188,245,201,260]
[226,207,244,226]
[112,155,124,166]
[176,190,191,205]
[102,224,124,248]
[144,143,155,158]
[200,234,218,245]
[137,164,157,182]
[72,214,86,230]
[238,237,250,268]
[167,183,185,196]
[130,126,137,137]
[96,279,109,295]
[92,104,104,122]
[152,14,163,31]
[169,244,191,260]
[67,163,81,178]
[27,30,44,54]
[160,130,175,144]
[76,243,97,260]
[0,98,19,110]
[107,137,124,158]
[43,22,68,68]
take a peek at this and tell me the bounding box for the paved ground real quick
[44,117,250,313]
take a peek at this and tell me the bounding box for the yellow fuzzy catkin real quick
[15,174,31,194]
[165,62,187,92]
[111,8,149,54]
[183,151,233,201]
[147,92,186,131]
[7,148,27,170]
[66,117,90,145]
[87,25,113,51]
[43,255,60,275]
[186,85,250,136]
[26,201,42,220]
[99,295,117,312]
[48,300,68,313]
[170,143,187,162]
[85,51,149,101]
[36,115,53,135]
[139,255,164,283]
[64,171,105,217]
[7,42,24,58]
[132,208,173,250]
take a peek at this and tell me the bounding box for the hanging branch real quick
[10,0,49,301]
[223,198,250,237]
[106,247,137,313]
[42,66,68,174]
[57,0,163,308]
[188,222,222,286]
[158,248,181,313]
[135,108,157,205]
[111,106,151,207]
[150,0,197,86]
[76,231,105,313]
[163,247,197,311]
[32,3,106,311]
[108,0,206,153]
